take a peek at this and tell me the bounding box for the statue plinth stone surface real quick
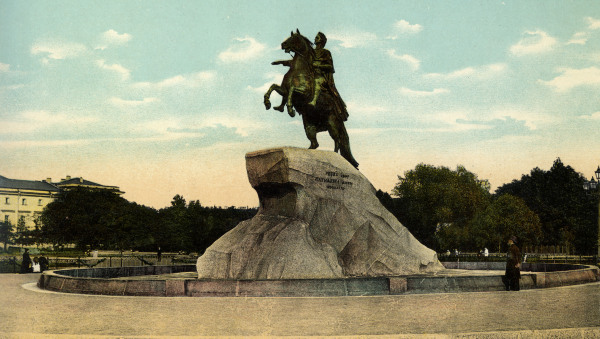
[196,147,442,280]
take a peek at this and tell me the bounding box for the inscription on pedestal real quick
[314,171,354,190]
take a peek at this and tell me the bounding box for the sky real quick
[1,0,599,209]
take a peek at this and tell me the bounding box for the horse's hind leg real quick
[273,97,286,112]
[286,87,297,117]
[303,118,319,149]
[271,86,287,112]
[328,131,340,152]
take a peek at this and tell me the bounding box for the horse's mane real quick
[296,33,315,59]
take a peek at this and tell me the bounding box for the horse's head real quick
[281,29,313,56]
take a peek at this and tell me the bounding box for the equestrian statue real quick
[263,30,359,168]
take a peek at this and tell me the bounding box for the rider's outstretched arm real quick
[271,60,292,67]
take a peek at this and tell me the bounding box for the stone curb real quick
[38,262,599,297]
[3,327,600,338]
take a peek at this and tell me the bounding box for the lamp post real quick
[583,166,600,262]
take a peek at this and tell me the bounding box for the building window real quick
[22,198,26,206]
[4,197,9,205]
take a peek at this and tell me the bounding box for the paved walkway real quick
[0,274,599,338]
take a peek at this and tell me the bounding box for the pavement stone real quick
[0,273,598,338]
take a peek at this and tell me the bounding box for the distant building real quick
[54,175,123,194]
[0,175,123,229]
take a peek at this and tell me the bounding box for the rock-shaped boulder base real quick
[196,147,442,279]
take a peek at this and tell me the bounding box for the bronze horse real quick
[263,30,359,168]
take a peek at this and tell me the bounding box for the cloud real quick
[386,50,420,70]
[109,97,159,108]
[579,112,600,120]
[567,32,588,45]
[510,30,557,56]
[399,87,450,97]
[587,17,600,30]
[388,20,423,39]
[31,40,87,60]
[197,115,262,137]
[425,63,507,80]
[426,111,493,132]
[2,84,24,90]
[540,67,600,92]
[96,29,132,50]
[0,110,97,134]
[346,101,388,115]
[247,72,285,93]
[416,107,552,132]
[96,59,130,80]
[488,108,557,130]
[133,71,216,90]
[134,118,182,134]
[0,139,90,149]
[0,62,9,72]
[132,115,254,140]
[218,37,266,63]
[327,30,377,48]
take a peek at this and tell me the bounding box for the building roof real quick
[0,175,60,192]
[55,176,123,194]
[57,177,107,187]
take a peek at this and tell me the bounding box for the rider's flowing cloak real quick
[315,48,348,122]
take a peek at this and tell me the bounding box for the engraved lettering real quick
[315,171,354,190]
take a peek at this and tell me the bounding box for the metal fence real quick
[0,254,198,274]
[437,253,598,265]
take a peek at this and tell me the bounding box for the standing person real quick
[157,246,162,263]
[39,255,49,272]
[32,257,41,273]
[21,249,32,273]
[504,236,522,291]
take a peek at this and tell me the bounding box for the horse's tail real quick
[336,120,359,168]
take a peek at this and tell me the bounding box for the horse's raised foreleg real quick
[264,84,285,110]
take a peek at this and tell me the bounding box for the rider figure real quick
[310,32,348,121]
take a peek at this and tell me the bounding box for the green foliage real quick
[14,218,38,247]
[39,189,257,253]
[155,197,257,253]
[379,158,597,255]
[0,221,14,252]
[391,164,491,250]
[40,188,139,250]
[466,194,542,252]
[496,158,597,254]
